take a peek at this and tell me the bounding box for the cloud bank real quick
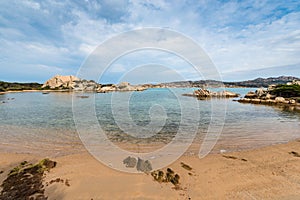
[0,0,299,82]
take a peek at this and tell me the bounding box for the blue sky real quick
[0,0,300,83]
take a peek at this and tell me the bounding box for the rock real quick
[268,84,277,90]
[260,100,267,104]
[116,82,147,91]
[266,100,276,104]
[117,82,130,89]
[151,170,165,182]
[238,98,251,103]
[73,80,101,91]
[292,80,300,85]
[136,158,152,173]
[244,91,257,99]
[289,99,296,104]
[251,99,261,104]
[218,91,239,98]
[151,168,180,186]
[97,85,116,93]
[97,83,146,93]
[192,89,239,98]
[255,88,266,98]
[136,86,147,91]
[42,75,80,89]
[42,75,101,91]
[193,88,210,97]
[123,156,137,168]
[40,158,57,169]
[265,93,275,100]
[180,162,192,171]
[275,97,285,103]
[65,179,70,187]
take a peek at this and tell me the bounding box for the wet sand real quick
[2,140,300,199]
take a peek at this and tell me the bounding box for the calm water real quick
[0,88,299,157]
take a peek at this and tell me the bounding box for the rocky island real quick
[238,80,300,111]
[183,88,239,99]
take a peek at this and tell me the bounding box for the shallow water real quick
[0,88,299,157]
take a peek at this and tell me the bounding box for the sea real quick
[0,88,299,157]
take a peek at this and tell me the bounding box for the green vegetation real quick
[270,84,300,98]
[0,81,42,92]
[8,158,56,176]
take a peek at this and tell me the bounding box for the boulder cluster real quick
[239,80,300,108]
[42,75,148,92]
[183,88,239,98]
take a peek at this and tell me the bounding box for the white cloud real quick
[22,0,40,10]
[0,0,300,82]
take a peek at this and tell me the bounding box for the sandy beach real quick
[1,139,300,200]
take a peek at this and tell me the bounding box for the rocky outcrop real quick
[42,75,80,89]
[97,82,147,93]
[244,88,277,100]
[238,81,300,111]
[287,80,300,86]
[42,75,102,91]
[42,75,147,92]
[73,79,101,91]
[116,82,147,91]
[193,88,210,97]
[183,88,239,98]
[97,84,116,93]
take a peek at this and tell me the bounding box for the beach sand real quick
[1,140,300,199]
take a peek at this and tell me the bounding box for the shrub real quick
[270,84,300,98]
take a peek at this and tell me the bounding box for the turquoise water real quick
[0,88,299,156]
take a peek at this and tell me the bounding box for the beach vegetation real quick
[270,84,300,98]
[0,81,42,91]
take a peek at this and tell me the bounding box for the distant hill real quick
[159,76,300,88]
[224,76,300,87]
[221,64,300,81]
[0,81,42,92]
[1,76,299,92]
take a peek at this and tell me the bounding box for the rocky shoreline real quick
[237,98,300,112]
[1,75,300,94]
[237,80,300,112]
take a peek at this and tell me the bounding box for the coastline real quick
[237,98,300,112]
[0,89,71,95]
[2,139,300,199]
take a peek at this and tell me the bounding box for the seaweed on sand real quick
[0,159,56,200]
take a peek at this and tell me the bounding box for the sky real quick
[0,0,300,83]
